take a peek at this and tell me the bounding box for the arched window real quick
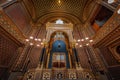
[55,19,64,24]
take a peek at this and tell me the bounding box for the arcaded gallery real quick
[0,0,120,80]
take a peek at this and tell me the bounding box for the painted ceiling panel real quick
[24,0,93,23]
[4,2,31,35]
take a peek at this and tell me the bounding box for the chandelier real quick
[74,37,93,48]
[25,36,46,47]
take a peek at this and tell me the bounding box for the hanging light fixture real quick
[75,37,93,48]
[25,36,45,47]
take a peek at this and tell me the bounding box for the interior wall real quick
[91,6,113,32]
[76,48,91,69]
[94,24,120,79]
[3,1,32,36]
[99,46,118,66]
[27,24,46,69]
[27,47,42,69]
[0,27,23,80]
[0,0,7,4]
[73,24,91,69]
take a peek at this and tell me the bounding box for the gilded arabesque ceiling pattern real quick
[28,0,93,23]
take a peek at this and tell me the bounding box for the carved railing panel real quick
[93,6,120,45]
[23,69,95,80]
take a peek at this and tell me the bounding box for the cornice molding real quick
[0,0,17,9]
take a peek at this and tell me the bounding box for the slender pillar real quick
[39,47,46,68]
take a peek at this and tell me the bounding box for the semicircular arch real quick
[36,12,81,25]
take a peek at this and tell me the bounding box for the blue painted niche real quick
[48,40,70,68]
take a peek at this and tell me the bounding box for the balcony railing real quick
[23,68,95,80]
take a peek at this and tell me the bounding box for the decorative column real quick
[38,40,48,69]
[39,47,46,68]
[71,41,79,68]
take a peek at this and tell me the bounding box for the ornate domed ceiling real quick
[23,0,95,24]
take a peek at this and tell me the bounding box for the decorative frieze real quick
[23,69,95,80]
[93,6,120,45]
[0,10,25,43]
[46,22,74,43]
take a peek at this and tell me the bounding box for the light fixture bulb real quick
[117,8,120,14]
[25,39,29,42]
[35,38,38,41]
[86,43,89,46]
[85,37,89,40]
[30,43,33,45]
[90,40,93,42]
[41,42,43,45]
[81,39,84,41]
[76,43,78,46]
[108,0,115,4]
[29,36,33,39]
[37,44,40,47]
[38,39,41,41]
[79,45,82,47]
[77,39,81,42]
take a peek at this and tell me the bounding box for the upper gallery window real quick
[55,19,64,24]
[108,0,115,4]
[0,0,12,5]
